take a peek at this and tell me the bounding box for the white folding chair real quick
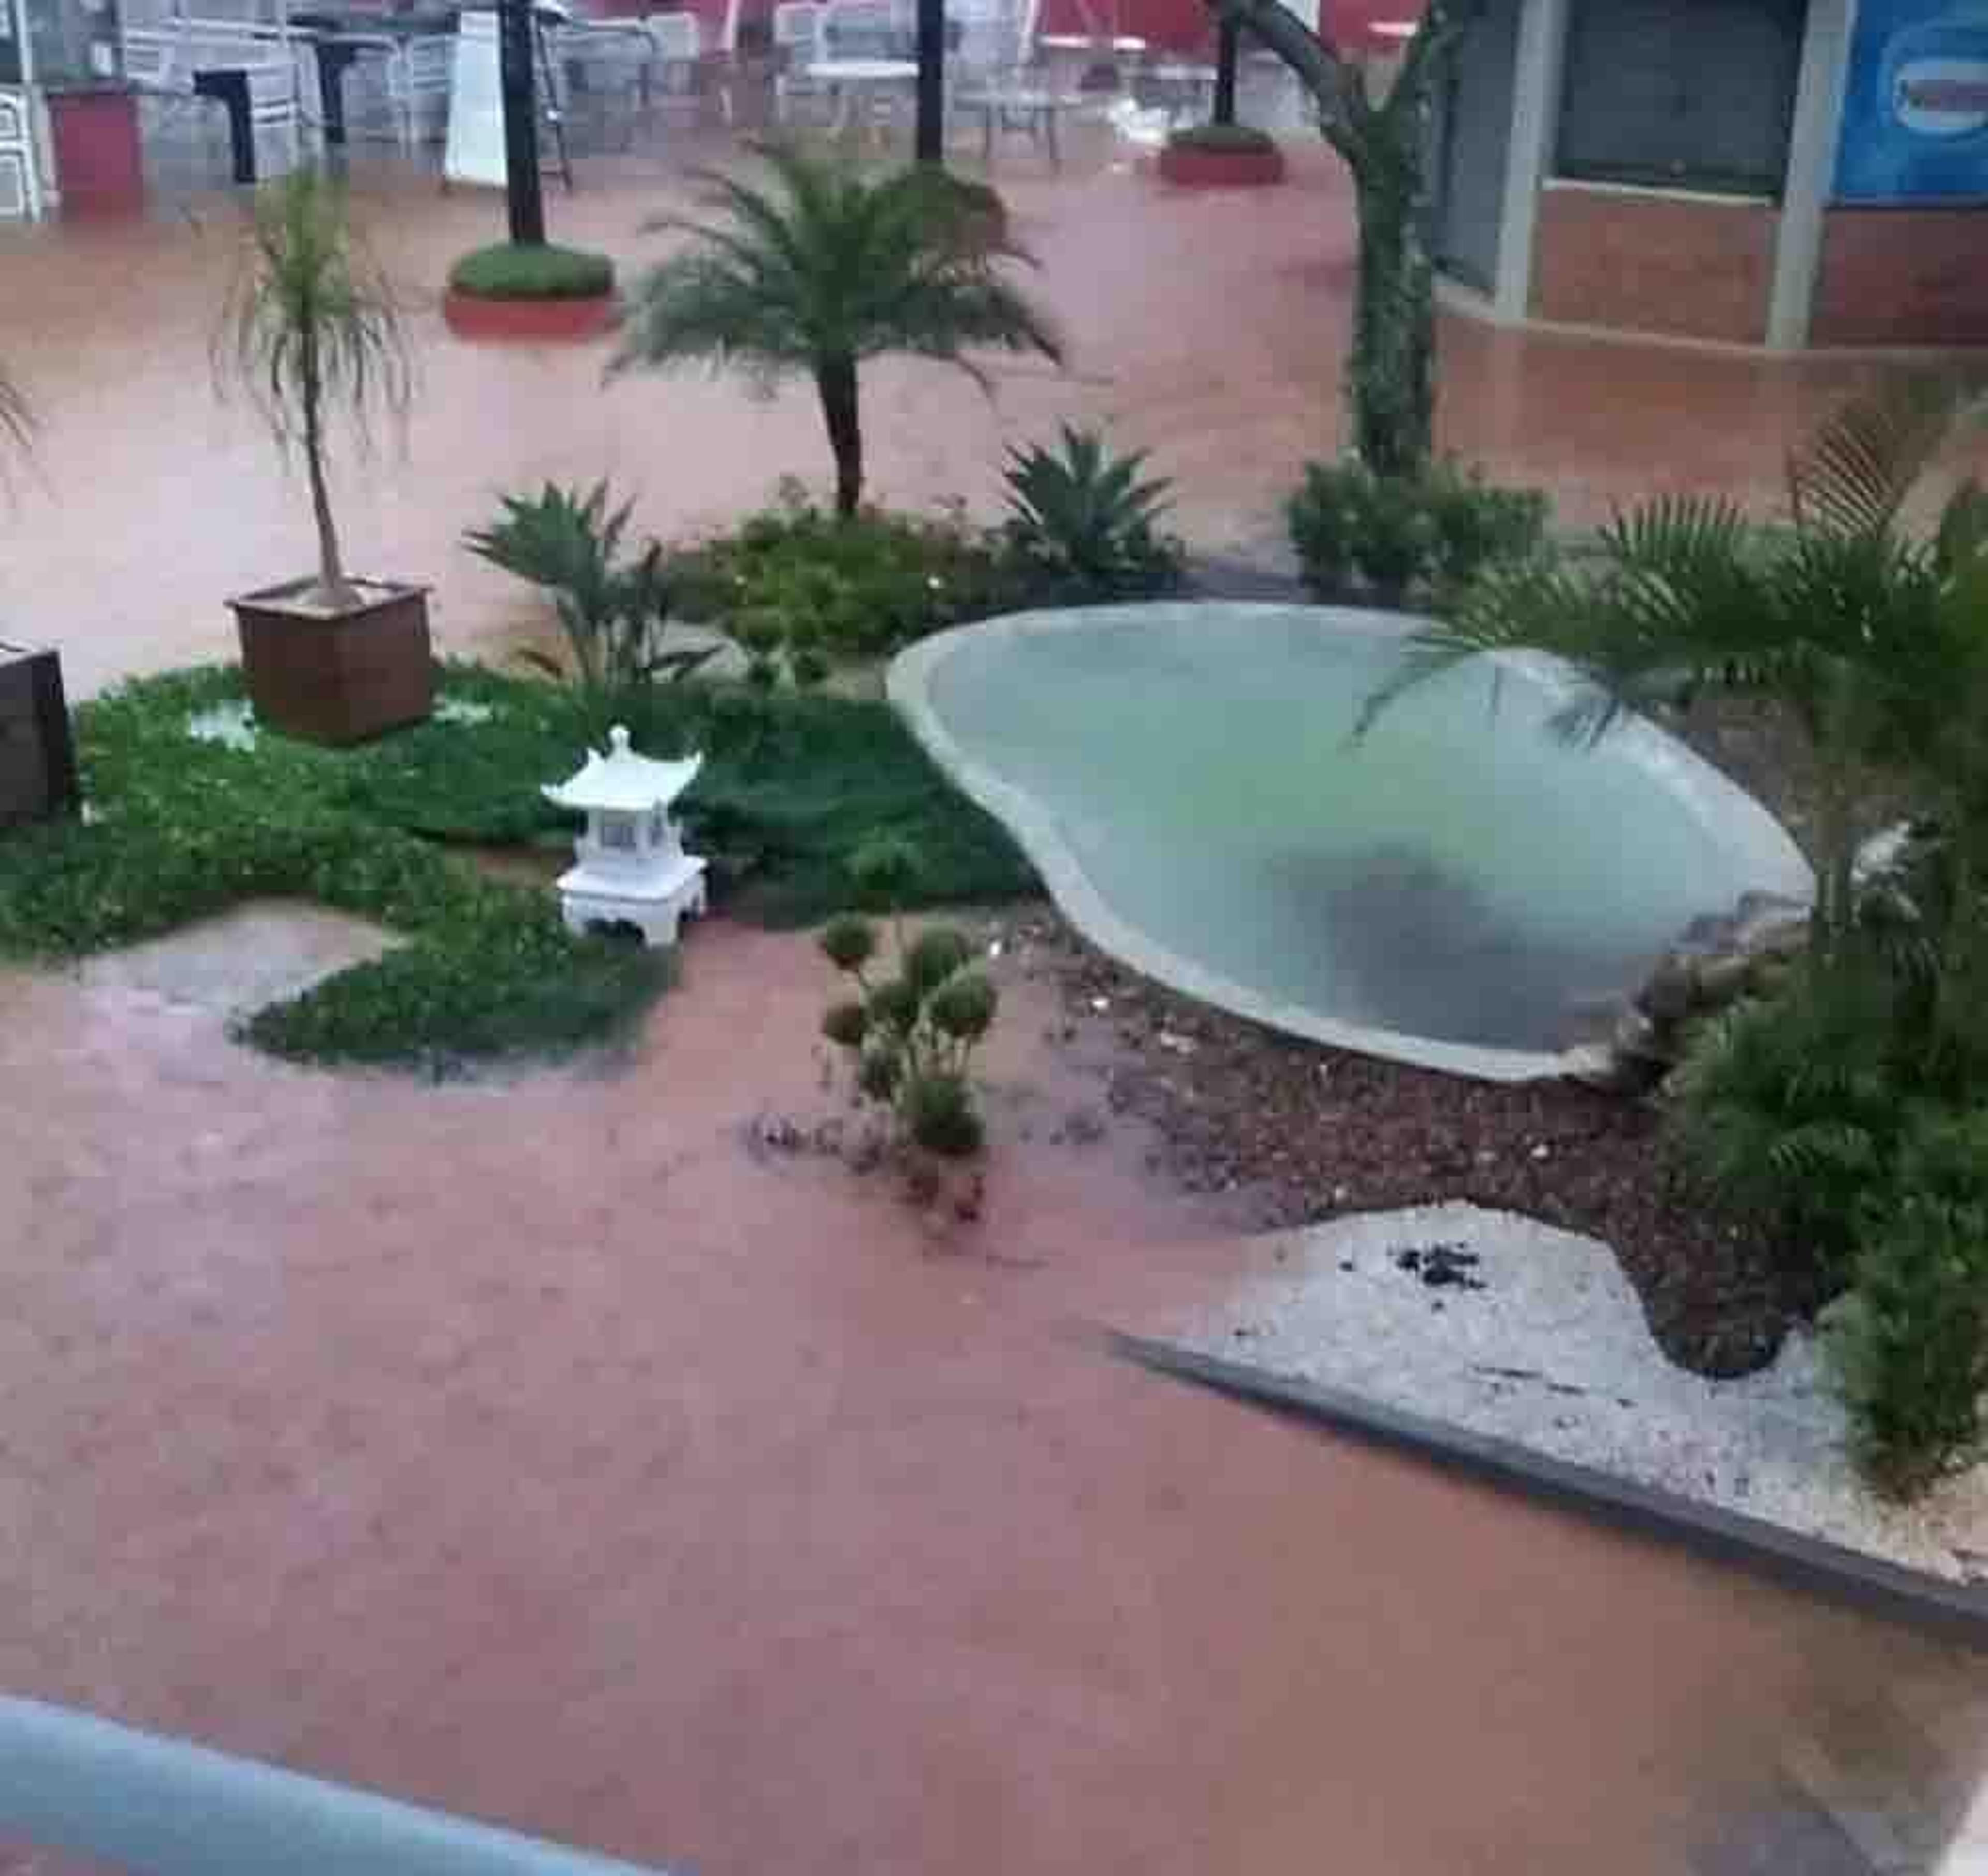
[0,89,42,221]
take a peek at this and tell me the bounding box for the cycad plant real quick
[1000,424,1183,602]
[1362,376,1988,948]
[216,165,411,607]
[613,145,1064,518]
[0,363,28,458]
[466,480,717,707]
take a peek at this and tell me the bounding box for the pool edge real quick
[888,603,1815,1086]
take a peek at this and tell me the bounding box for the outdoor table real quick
[289,12,458,146]
[805,55,916,134]
[190,65,255,182]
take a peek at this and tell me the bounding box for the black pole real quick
[914,0,945,162]
[1212,14,1239,124]
[499,0,546,245]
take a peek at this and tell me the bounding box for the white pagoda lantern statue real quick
[542,725,708,947]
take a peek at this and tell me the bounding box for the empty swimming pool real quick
[889,603,1813,1080]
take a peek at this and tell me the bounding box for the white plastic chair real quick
[641,10,700,118]
[0,89,41,222]
[344,31,454,149]
[771,0,825,122]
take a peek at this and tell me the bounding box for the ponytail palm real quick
[217,166,411,607]
[1363,377,1988,945]
[613,145,1064,517]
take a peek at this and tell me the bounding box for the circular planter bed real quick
[1157,127,1288,189]
[443,241,618,345]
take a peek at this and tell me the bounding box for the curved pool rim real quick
[888,602,1815,1084]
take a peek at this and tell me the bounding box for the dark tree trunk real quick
[499,0,545,246]
[1208,0,1472,481]
[1214,17,1239,124]
[915,0,946,162]
[1346,155,1435,482]
[816,354,864,518]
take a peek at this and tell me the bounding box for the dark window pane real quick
[1556,0,1805,194]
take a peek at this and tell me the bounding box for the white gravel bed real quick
[1176,1202,1987,1586]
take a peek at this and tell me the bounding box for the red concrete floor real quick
[3,134,1981,697]
[0,919,1978,1875]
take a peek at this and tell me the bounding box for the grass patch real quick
[448,242,616,302]
[0,664,1031,1068]
[1164,123,1277,154]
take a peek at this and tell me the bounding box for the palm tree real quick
[216,166,411,607]
[613,144,1064,518]
[1360,376,1988,946]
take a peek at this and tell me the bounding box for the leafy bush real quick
[449,242,615,302]
[0,664,1033,1066]
[465,482,717,706]
[1828,1191,1988,1494]
[999,426,1186,604]
[817,845,999,1159]
[1288,456,1548,605]
[1164,123,1277,154]
[1667,951,1903,1280]
[671,485,1013,679]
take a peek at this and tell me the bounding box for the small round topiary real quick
[868,976,923,1037]
[819,914,878,973]
[822,998,869,1048]
[448,241,617,302]
[926,969,997,1044]
[1164,122,1277,155]
[903,1069,984,1157]
[903,926,974,998]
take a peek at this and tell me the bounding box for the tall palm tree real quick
[1362,376,1988,947]
[613,144,1064,518]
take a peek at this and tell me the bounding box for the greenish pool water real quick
[900,605,1812,1070]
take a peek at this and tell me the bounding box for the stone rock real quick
[1640,954,1700,1023]
[1611,1006,1666,1063]
[1691,950,1756,1008]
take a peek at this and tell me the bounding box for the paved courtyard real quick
[2,116,1985,1876]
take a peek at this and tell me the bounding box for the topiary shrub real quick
[816,843,999,1160]
[449,242,617,302]
[1288,456,1547,606]
[1164,122,1277,154]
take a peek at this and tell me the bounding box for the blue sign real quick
[1835,0,1988,201]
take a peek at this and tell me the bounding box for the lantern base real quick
[556,853,709,947]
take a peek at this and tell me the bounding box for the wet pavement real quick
[0,915,1983,1875]
[3,127,1979,696]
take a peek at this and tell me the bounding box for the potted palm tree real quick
[218,166,432,746]
[613,143,1063,518]
[0,365,79,830]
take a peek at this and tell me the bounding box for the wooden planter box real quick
[231,579,434,746]
[1157,142,1289,189]
[0,643,80,829]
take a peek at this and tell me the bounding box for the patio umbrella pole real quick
[915,0,944,162]
[499,0,546,243]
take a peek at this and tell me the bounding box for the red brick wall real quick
[1811,209,1988,347]
[1528,183,1777,345]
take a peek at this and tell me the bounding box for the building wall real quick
[1527,181,1778,344]
[1810,208,1988,347]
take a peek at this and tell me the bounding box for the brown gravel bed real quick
[1018,916,1826,1379]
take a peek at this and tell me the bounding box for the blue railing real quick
[0,1696,679,1876]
